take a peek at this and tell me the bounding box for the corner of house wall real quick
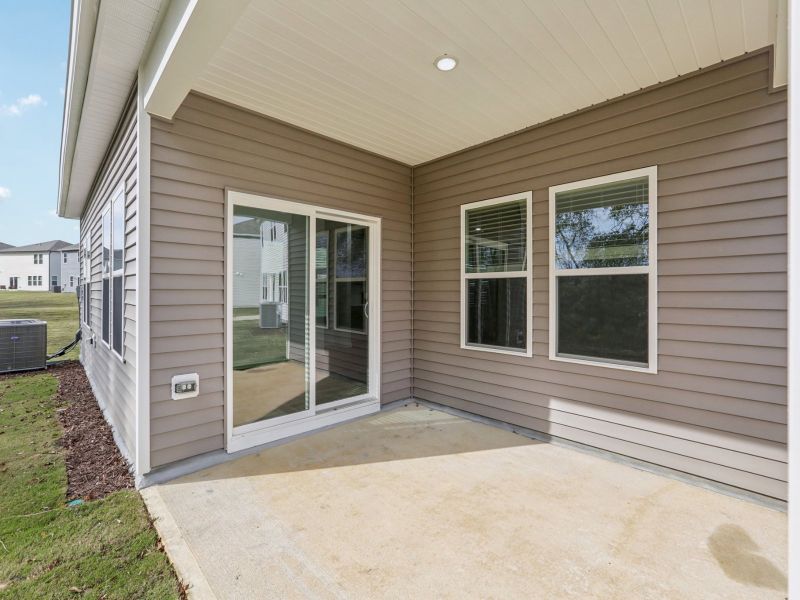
[134,71,152,478]
[409,165,415,401]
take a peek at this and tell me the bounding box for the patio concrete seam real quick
[141,487,218,600]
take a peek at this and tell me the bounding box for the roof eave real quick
[57,0,99,219]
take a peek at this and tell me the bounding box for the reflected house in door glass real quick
[233,216,289,326]
[334,226,368,333]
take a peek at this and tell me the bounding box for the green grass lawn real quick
[0,373,182,599]
[0,292,80,361]
[232,318,288,370]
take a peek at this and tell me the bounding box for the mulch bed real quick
[50,361,134,500]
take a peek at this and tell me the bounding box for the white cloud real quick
[0,187,10,200]
[0,94,45,116]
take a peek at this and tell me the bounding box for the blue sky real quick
[0,0,72,247]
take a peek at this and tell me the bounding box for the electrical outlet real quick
[171,373,199,400]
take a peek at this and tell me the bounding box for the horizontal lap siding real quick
[79,97,138,461]
[412,52,788,500]
[149,93,412,468]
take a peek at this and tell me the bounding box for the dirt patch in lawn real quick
[50,361,134,500]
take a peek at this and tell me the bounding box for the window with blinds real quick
[549,167,657,372]
[461,193,532,356]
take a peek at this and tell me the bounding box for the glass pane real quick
[466,277,526,350]
[112,196,124,272]
[557,274,648,365]
[101,279,109,343]
[316,231,329,327]
[465,199,527,273]
[334,225,367,332]
[555,176,649,269]
[112,275,123,354]
[232,205,309,427]
[102,211,111,276]
[317,219,369,405]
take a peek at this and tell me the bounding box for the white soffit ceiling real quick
[196,0,779,166]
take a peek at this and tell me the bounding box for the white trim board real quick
[134,74,152,479]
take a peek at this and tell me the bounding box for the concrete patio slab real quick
[142,405,787,600]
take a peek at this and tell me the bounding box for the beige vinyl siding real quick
[149,93,412,468]
[412,51,787,500]
[79,94,138,461]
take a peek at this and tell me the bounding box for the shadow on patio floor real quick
[182,403,539,481]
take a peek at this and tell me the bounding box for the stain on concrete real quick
[708,524,787,592]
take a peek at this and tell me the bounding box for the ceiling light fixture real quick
[434,54,458,71]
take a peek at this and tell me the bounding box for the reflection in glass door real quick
[231,205,309,428]
[227,193,379,451]
[315,220,369,406]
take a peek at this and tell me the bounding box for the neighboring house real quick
[0,243,13,251]
[57,244,80,293]
[0,240,72,291]
[56,0,792,505]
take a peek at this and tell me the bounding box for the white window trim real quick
[460,191,533,357]
[333,224,368,335]
[548,165,658,374]
[110,185,125,361]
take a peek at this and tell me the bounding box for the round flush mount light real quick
[434,54,458,71]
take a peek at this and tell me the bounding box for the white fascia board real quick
[141,0,249,120]
[57,0,99,219]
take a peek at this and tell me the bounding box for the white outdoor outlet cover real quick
[171,373,199,400]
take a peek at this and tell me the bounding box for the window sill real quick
[461,343,532,358]
[549,353,656,374]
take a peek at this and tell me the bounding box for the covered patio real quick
[143,404,787,599]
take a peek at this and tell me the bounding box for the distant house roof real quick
[0,242,13,250]
[61,243,80,252]
[0,240,73,253]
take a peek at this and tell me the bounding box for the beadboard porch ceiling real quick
[193,0,785,166]
[59,0,787,218]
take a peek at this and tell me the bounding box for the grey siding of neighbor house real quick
[60,251,79,292]
[148,93,412,468]
[48,253,59,290]
[412,51,787,500]
[79,96,139,461]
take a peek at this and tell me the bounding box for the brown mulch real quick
[50,361,134,500]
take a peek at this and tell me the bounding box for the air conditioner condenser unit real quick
[0,319,47,373]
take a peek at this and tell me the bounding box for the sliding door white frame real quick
[225,190,381,453]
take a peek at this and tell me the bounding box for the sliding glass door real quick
[226,192,379,451]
